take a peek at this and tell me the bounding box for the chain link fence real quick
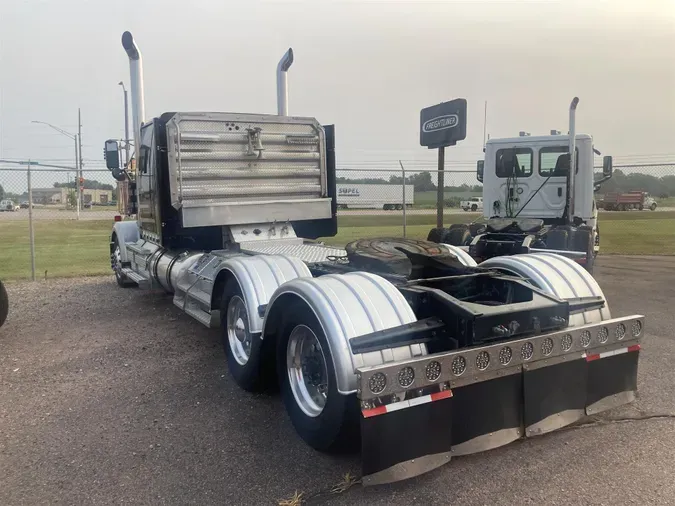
[0,167,121,280]
[1,163,674,281]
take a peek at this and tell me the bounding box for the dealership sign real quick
[420,99,467,149]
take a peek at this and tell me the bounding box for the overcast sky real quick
[1,0,674,183]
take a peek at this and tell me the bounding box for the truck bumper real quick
[356,315,643,485]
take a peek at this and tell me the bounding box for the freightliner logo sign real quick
[420,99,467,149]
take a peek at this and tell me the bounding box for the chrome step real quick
[121,267,150,289]
[184,304,216,328]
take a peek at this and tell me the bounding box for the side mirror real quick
[111,167,126,182]
[477,160,484,183]
[603,155,613,177]
[104,139,120,171]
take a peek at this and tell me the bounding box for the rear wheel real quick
[427,227,446,243]
[444,226,471,246]
[0,280,8,328]
[277,301,359,452]
[221,278,271,392]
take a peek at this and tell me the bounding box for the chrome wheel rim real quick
[287,324,328,418]
[111,245,123,278]
[227,296,252,366]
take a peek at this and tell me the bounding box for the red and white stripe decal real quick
[584,344,640,362]
[361,390,453,418]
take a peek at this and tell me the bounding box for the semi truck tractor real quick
[105,31,644,485]
[428,99,613,274]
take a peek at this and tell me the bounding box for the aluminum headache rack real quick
[354,315,643,485]
[165,112,332,228]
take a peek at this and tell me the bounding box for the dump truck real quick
[598,191,657,211]
[428,100,614,274]
[105,31,644,485]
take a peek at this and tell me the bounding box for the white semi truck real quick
[429,99,613,274]
[337,183,414,210]
[105,31,643,486]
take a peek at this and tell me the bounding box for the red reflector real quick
[586,353,601,362]
[362,406,387,418]
[628,344,641,353]
[430,390,453,402]
[114,215,122,222]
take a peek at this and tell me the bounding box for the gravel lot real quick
[1,256,674,505]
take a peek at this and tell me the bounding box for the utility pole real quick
[74,134,80,219]
[31,119,80,219]
[78,108,83,207]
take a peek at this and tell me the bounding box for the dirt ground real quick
[1,256,674,505]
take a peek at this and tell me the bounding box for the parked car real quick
[461,196,483,212]
[0,200,19,212]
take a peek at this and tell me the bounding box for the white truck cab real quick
[482,133,596,223]
[431,98,613,273]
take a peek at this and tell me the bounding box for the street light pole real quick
[31,119,81,219]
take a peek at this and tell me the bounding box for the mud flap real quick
[360,392,453,486]
[451,367,523,456]
[585,345,640,415]
[523,356,588,437]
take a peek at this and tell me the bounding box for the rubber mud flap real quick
[523,357,588,437]
[586,346,639,415]
[451,370,522,456]
[361,396,453,486]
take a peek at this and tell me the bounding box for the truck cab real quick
[429,99,614,274]
[482,133,596,224]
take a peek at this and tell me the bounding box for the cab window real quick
[539,146,579,176]
[496,148,533,178]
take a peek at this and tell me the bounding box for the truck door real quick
[535,146,578,217]
[495,148,533,217]
[136,122,161,239]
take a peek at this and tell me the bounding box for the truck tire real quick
[650,203,657,211]
[277,299,360,452]
[427,227,446,243]
[480,253,610,325]
[444,226,471,246]
[111,237,136,288]
[471,204,478,212]
[221,278,272,392]
[0,280,8,328]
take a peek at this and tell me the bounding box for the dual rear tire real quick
[221,284,358,451]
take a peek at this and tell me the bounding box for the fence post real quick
[399,160,407,238]
[27,162,36,281]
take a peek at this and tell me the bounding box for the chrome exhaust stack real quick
[276,48,294,116]
[567,96,579,225]
[121,31,146,153]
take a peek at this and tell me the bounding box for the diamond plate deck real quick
[240,242,346,264]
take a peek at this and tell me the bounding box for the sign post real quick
[420,98,467,229]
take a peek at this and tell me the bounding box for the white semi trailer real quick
[336,184,414,210]
[105,31,644,486]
